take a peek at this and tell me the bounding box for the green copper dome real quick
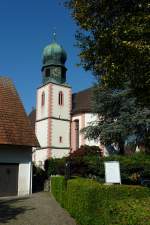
[42,42,67,67]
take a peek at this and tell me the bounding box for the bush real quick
[70,152,150,185]
[104,153,150,184]
[44,158,66,177]
[51,176,150,225]
[70,145,100,157]
[67,148,98,179]
[45,149,150,185]
[44,159,57,177]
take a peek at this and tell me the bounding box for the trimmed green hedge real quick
[51,176,67,207]
[51,176,150,225]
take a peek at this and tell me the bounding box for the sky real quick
[0,0,94,113]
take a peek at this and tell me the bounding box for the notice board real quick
[104,161,121,184]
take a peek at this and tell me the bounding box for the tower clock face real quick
[51,67,61,77]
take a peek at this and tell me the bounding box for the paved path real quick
[0,192,77,225]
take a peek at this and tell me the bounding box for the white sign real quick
[104,161,121,184]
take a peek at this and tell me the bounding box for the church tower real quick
[34,35,71,166]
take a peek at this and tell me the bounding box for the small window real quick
[41,92,45,106]
[58,91,64,105]
[45,68,50,77]
[59,136,63,143]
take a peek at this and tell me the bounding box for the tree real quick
[64,0,150,105]
[82,85,150,153]
[64,0,150,152]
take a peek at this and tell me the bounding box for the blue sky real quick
[0,0,94,113]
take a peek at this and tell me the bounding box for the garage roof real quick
[0,77,39,147]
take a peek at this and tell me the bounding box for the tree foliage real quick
[64,0,150,152]
[83,85,150,153]
[65,0,150,104]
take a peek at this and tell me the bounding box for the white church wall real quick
[51,84,71,120]
[72,113,99,148]
[36,120,48,147]
[71,113,109,156]
[84,113,109,156]
[36,84,49,121]
[84,113,99,146]
[51,119,70,147]
[33,149,48,167]
[51,149,70,158]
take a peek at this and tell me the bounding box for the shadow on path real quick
[0,197,34,224]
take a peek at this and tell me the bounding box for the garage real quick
[0,77,39,197]
[0,163,19,197]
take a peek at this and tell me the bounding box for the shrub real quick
[44,158,66,177]
[45,150,150,185]
[104,153,150,184]
[44,159,57,177]
[70,145,100,157]
[51,176,150,225]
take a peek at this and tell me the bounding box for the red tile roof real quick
[0,77,39,147]
[72,88,93,114]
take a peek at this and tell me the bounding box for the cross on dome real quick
[52,28,57,43]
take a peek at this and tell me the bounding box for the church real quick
[29,35,108,167]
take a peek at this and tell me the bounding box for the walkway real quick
[0,192,77,225]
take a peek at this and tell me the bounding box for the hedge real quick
[51,176,67,207]
[51,176,150,225]
[46,152,150,185]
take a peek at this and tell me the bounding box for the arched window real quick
[58,91,64,105]
[41,92,45,106]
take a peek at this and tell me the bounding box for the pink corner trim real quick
[47,83,53,158]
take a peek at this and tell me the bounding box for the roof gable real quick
[0,77,39,147]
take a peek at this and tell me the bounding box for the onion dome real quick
[42,39,67,67]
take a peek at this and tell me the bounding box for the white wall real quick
[36,84,49,121]
[33,148,48,166]
[36,120,48,147]
[18,163,31,196]
[51,149,70,158]
[84,113,99,146]
[71,113,109,156]
[0,146,32,196]
[72,113,100,147]
[51,84,71,120]
[51,119,70,147]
